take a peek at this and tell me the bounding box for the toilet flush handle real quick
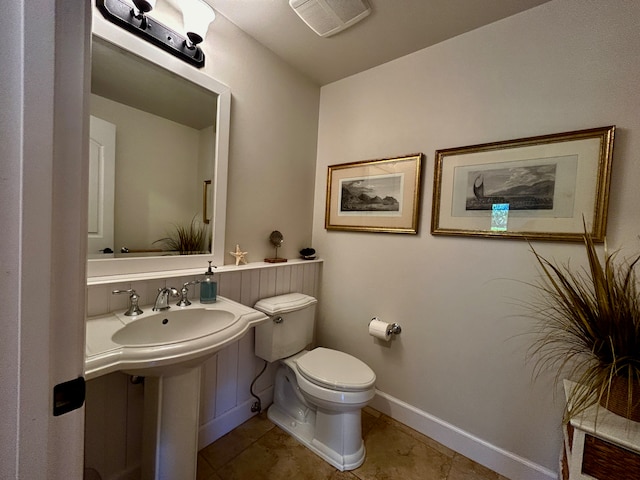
[273,316,284,324]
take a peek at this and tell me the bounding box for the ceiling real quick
[207,0,551,86]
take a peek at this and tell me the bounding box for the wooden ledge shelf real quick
[87,258,323,286]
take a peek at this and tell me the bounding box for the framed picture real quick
[325,153,423,234]
[431,126,615,241]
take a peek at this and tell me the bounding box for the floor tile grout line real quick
[208,414,277,475]
[443,453,455,480]
[198,450,216,474]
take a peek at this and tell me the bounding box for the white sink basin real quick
[111,308,236,346]
[85,296,269,379]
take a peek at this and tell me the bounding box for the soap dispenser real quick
[200,261,217,303]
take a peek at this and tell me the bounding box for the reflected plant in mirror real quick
[153,216,209,255]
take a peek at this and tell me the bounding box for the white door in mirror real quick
[87,115,116,258]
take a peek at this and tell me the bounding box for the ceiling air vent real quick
[289,0,371,38]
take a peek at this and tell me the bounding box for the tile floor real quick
[197,407,510,480]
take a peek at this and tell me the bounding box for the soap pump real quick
[200,261,217,303]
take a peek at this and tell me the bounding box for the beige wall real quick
[162,5,321,263]
[312,0,640,473]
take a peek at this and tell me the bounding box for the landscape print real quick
[340,174,402,213]
[466,163,556,211]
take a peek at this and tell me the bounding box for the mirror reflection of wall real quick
[89,36,217,258]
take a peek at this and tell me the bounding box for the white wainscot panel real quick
[84,261,321,479]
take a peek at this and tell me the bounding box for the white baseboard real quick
[370,390,557,480]
[198,386,274,450]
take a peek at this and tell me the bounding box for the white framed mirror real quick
[88,13,229,279]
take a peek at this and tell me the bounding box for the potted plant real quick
[527,228,640,421]
[154,216,209,255]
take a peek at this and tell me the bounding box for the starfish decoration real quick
[229,244,248,266]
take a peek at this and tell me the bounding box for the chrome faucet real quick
[153,287,179,311]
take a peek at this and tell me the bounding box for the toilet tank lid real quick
[254,293,317,315]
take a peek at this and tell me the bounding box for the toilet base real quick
[267,403,366,472]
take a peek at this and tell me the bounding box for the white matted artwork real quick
[326,153,423,234]
[431,126,615,241]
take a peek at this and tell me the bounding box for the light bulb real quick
[180,0,216,46]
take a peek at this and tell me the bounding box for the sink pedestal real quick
[85,298,270,479]
[141,366,202,480]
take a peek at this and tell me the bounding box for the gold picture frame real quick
[325,153,423,234]
[431,126,615,241]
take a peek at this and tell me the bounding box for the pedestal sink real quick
[85,296,269,480]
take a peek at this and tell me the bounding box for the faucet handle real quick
[177,280,200,307]
[112,288,135,294]
[112,289,144,316]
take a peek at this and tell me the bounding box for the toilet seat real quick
[296,347,376,392]
[294,366,375,409]
[281,348,376,407]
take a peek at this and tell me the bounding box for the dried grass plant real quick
[154,216,209,255]
[527,228,640,421]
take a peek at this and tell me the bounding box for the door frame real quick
[0,1,90,477]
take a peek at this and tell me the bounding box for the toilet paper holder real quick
[370,317,402,336]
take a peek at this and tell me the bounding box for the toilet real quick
[253,293,376,471]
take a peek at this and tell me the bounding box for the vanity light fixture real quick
[96,0,215,68]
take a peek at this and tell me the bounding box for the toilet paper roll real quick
[369,318,391,341]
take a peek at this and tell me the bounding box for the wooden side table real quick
[562,380,640,479]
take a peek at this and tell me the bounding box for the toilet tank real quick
[254,293,318,362]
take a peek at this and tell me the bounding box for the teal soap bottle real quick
[200,261,217,303]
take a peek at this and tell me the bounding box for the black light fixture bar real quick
[96,0,205,68]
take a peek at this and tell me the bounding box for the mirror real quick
[88,16,230,278]
[89,36,216,259]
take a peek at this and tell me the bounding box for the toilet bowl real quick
[253,293,376,471]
